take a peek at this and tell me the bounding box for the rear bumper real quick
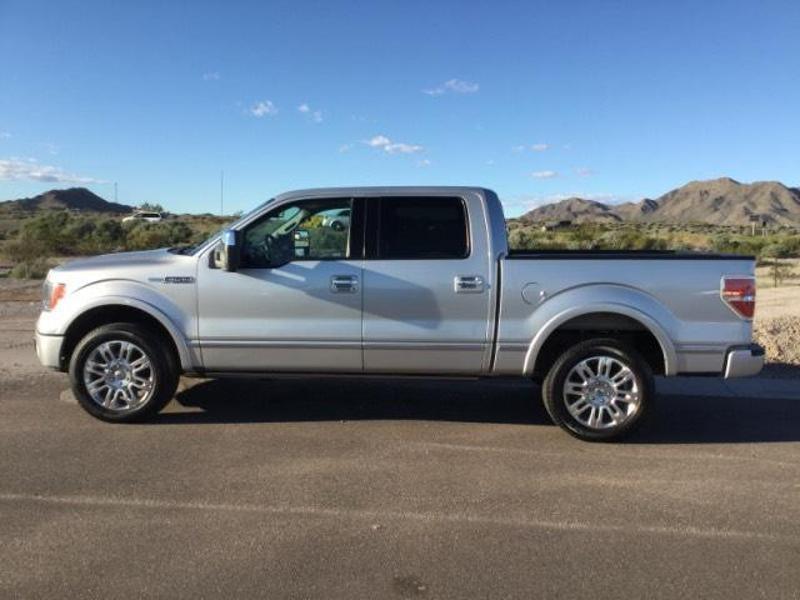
[723,344,764,379]
[34,331,63,370]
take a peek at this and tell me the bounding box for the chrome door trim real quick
[195,340,362,349]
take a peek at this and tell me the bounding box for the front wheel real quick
[541,338,653,442]
[69,323,179,422]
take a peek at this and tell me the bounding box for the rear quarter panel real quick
[495,257,754,376]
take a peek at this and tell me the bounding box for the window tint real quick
[241,198,352,267]
[378,197,468,259]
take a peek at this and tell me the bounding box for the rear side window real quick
[377,197,469,259]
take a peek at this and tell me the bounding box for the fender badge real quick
[148,276,196,284]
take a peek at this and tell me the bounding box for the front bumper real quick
[34,331,64,370]
[723,344,764,378]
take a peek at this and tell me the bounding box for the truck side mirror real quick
[212,229,241,271]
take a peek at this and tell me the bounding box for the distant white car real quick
[122,211,163,224]
[321,208,350,231]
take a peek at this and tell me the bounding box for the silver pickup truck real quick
[35,187,763,441]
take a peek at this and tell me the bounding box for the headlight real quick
[42,281,66,311]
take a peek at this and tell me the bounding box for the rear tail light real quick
[721,276,756,319]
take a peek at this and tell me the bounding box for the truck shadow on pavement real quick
[158,374,800,444]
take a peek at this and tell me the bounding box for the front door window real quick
[241,198,352,268]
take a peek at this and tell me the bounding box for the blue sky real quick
[1,0,799,216]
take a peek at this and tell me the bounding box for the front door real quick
[197,197,363,372]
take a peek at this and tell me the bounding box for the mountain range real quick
[0,188,133,213]
[521,178,800,226]
[2,178,800,226]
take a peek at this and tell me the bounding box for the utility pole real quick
[220,170,224,216]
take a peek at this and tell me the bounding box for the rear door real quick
[362,195,492,374]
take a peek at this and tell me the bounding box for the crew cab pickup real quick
[35,187,763,440]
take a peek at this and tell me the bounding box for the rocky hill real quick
[0,188,133,213]
[522,178,800,226]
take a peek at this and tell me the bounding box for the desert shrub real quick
[9,258,50,279]
[3,238,50,263]
[761,243,796,286]
[124,221,193,251]
[19,212,74,254]
[138,202,164,213]
[90,219,126,252]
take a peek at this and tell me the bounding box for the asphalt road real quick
[1,373,799,599]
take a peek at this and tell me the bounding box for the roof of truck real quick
[274,186,493,202]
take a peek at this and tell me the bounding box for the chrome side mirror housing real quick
[212,229,241,271]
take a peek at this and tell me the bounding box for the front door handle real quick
[330,275,359,293]
[454,275,485,294]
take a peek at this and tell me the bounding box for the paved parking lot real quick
[1,370,799,599]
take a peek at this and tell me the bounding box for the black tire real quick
[68,322,179,423]
[541,338,654,442]
[331,220,344,232]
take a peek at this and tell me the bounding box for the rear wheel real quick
[69,322,179,422]
[541,338,653,442]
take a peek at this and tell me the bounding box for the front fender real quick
[512,284,679,377]
[38,279,197,370]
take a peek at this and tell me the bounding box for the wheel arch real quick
[59,299,194,372]
[524,304,678,378]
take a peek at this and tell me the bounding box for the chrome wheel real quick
[562,355,640,430]
[83,340,155,412]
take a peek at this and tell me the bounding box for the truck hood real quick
[47,248,198,294]
[53,248,181,273]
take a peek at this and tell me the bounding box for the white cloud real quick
[575,167,594,177]
[364,134,425,155]
[366,135,391,148]
[417,158,432,167]
[531,170,558,179]
[423,78,479,96]
[513,143,549,152]
[0,157,104,184]
[202,72,220,81]
[249,100,278,117]
[298,103,323,123]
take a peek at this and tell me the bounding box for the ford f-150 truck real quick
[35,187,763,441]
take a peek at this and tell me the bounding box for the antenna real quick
[220,170,224,216]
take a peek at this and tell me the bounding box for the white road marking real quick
[0,491,794,544]
[414,441,800,469]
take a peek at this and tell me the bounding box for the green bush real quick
[9,259,50,279]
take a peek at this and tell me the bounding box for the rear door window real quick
[377,197,469,259]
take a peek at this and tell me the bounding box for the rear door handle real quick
[454,275,485,294]
[330,275,359,293]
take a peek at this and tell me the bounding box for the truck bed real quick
[507,249,754,260]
